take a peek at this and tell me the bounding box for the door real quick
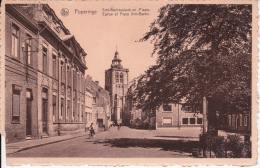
[26,99,32,136]
[97,119,103,128]
[42,99,48,134]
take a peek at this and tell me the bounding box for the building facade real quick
[105,51,129,124]
[90,80,111,129]
[5,4,40,143]
[5,4,87,143]
[85,75,94,128]
[156,103,203,128]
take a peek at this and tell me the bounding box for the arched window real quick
[120,73,123,83]
[115,72,119,83]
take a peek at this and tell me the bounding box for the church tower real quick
[105,50,129,124]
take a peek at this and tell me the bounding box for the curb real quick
[7,133,87,155]
[7,130,107,155]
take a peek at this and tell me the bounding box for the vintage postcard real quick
[0,0,258,166]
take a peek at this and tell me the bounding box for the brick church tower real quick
[105,50,129,124]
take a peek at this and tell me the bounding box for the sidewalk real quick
[6,129,103,155]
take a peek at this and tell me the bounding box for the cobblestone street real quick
[7,126,201,158]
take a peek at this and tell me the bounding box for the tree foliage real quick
[131,4,252,113]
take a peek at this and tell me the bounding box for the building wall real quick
[156,103,203,128]
[91,80,111,128]
[222,113,250,133]
[5,6,39,143]
[105,55,129,124]
[5,4,87,142]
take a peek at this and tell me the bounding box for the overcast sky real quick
[49,1,163,88]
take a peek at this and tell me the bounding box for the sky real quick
[49,1,164,88]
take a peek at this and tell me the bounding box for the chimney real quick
[95,81,99,85]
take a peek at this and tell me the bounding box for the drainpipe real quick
[57,43,61,136]
[178,103,180,130]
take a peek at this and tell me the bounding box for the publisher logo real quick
[61,8,69,17]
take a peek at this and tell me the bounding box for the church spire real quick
[111,48,123,69]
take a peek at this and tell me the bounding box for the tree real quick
[133,4,252,114]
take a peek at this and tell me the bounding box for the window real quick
[228,115,231,126]
[12,85,21,122]
[93,97,96,104]
[67,66,71,83]
[239,114,243,126]
[190,118,195,125]
[61,61,65,83]
[73,99,76,118]
[52,52,57,78]
[232,115,235,126]
[162,118,172,125]
[42,44,48,73]
[26,34,32,64]
[115,72,119,83]
[197,118,202,124]
[163,105,172,112]
[120,73,123,83]
[61,98,64,118]
[244,116,248,126]
[53,95,56,122]
[73,71,77,88]
[182,118,188,125]
[67,100,70,119]
[12,24,19,58]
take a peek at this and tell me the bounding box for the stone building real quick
[84,75,94,128]
[91,80,111,129]
[156,103,203,128]
[5,4,40,143]
[5,4,87,143]
[105,50,129,124]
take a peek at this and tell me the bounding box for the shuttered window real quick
[163,118,172,125]
[12,89,21,122]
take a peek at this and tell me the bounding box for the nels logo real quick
[61,8,69,17]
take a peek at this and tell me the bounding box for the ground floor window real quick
[232,115,235,126]
[53,95,56,122]
[190,118,195,125]
[162,117,172,125]
[181,117,202,125]
[197,118,202,124]
[244,116,248,126]
[228,115,232,126]
[239,114,243,126]
[12,85,21,123]
[182,118,188,125]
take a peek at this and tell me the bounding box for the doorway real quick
[42,99,48,134]
[26,99,32,136]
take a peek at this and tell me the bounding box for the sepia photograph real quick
[0,0,258,166]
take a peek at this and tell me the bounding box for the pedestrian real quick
[149,123,152,131]
[89,123,95,138]
[117,123,120,131]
